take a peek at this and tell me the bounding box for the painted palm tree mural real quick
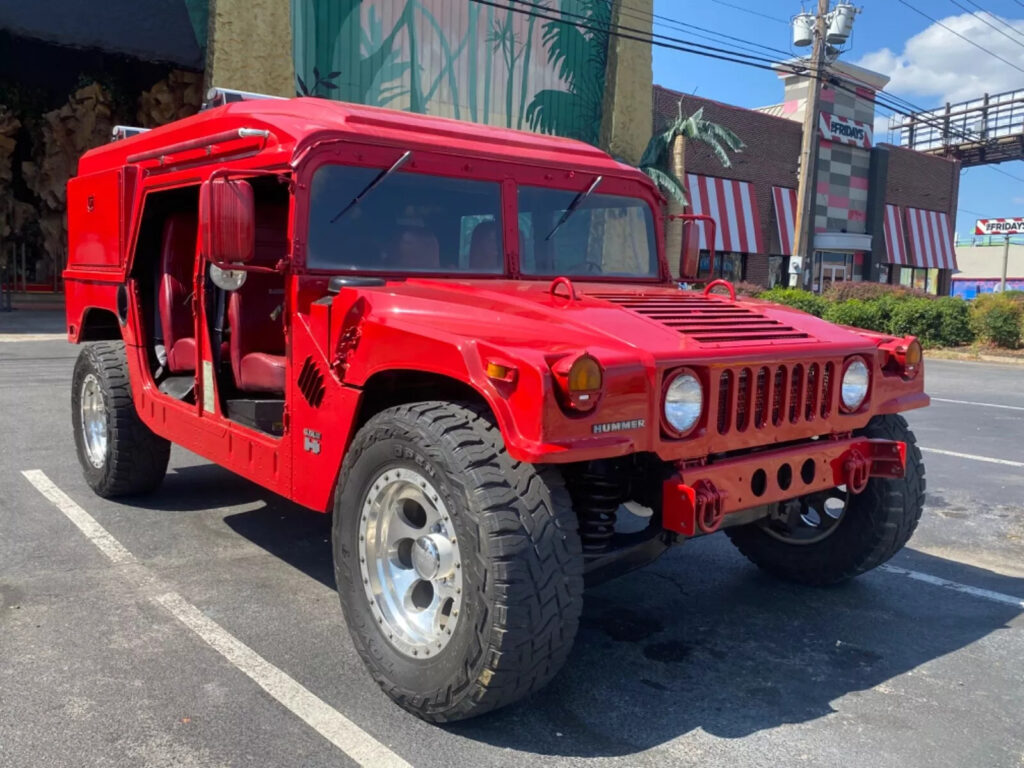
[291,0,612,142]
[525,0,610,144]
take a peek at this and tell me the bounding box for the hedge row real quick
[756,285,1021,349]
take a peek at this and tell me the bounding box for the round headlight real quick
[841,358,869,411]
[665,372,703,434]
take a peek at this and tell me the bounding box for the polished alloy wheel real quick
[761,486,849,545]
[80,373,108,468]
[358,467,463,658]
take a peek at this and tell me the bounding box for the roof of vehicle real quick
[77,97,649,182]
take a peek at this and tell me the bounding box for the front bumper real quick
[662,437,906,536]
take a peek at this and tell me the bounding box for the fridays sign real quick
[818,112,872,148]
[975,218,1024,235]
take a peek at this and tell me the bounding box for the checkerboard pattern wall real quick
[813,85,872,234]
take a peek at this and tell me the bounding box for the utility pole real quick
[791,0,830,289]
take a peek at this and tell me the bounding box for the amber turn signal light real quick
[552,354,603,412]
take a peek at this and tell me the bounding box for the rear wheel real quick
[726,414,925,585]
[333,401,584,722]
[71,341,171,497]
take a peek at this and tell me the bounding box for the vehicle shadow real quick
[219,489,1023,758]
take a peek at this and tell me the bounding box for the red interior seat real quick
[159,212,198,373]
[227,203,287,394]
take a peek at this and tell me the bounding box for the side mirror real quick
[670,213,717,282]
[200,178,254,267]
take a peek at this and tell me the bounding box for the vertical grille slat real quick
[715,360,841,438]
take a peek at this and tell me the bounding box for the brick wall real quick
[883,144,959,218]
[654,85,801,258]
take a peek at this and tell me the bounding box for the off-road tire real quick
[725,414,925,586]
[333,401,584,722]
[71,341,171,497]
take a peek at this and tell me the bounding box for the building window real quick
[698,251,744,281]
[897,267,940,294]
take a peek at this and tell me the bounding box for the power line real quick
[896,0,1024,74]
[956,0,1024,45]
[614,1,796,61]
[485,0,989,148]
[945,0,1024,51]
[707,0,789,25]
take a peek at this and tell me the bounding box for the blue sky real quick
[651,0,1024,241]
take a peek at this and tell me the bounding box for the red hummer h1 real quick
[64,90,927,722]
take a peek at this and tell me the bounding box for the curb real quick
[926,351,1024,365]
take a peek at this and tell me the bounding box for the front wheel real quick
[71,341,171,497]
[726,414,925,585]
[333,401,584,722]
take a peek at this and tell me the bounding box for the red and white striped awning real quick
[771,186,797,256]
[905,207,958,270]
[684,174,765,254]
[882,204,909,265]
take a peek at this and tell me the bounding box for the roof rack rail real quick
[204,87,288,110]
[111,125,151,142]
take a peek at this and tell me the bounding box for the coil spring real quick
[570,470,622,554]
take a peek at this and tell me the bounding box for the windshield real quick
[518,185,659,278]
[307,164,504,273]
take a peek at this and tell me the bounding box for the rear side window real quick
[306,165,504,273]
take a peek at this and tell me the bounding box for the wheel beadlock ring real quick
[358,467,463,659]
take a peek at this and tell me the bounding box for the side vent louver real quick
[297,356,326,408]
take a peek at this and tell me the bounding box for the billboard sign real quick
[975,218,1024,235]
[818,111,872,148]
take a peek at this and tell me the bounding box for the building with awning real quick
[653,59,960,295]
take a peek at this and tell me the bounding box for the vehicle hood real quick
[366,278,880,361]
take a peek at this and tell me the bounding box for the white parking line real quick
[932,397,1024,412]
[919,447,1024,468]
[881,565,1024,609]
[20,469,411,768]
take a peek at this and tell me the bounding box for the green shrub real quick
[823,281,931,302]
[970,294,1023,348]
[885,296,972,347]
[823,299,889,333]
[932,297,974,346]
[757,288,828,318]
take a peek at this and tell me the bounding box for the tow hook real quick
[842,448,871,494]
[694,479,725,533]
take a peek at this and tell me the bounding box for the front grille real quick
[587,292,810,346]
[716,361,837,436]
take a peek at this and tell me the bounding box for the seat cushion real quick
[238,352,286,393]
[166,337,195,373]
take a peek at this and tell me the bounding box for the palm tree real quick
[639,101,745,205]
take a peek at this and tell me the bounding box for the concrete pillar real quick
[205,0,294,97]
[599,0,653,165]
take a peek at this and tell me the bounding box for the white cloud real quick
[855,12,1024,105]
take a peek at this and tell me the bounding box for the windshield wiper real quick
[329,150,412,223]
[544,175,603,241]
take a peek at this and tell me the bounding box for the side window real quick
[307,164,504,274]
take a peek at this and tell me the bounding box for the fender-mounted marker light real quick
[486,361,518,384]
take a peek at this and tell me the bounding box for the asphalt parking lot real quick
[2,314,1023,768]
